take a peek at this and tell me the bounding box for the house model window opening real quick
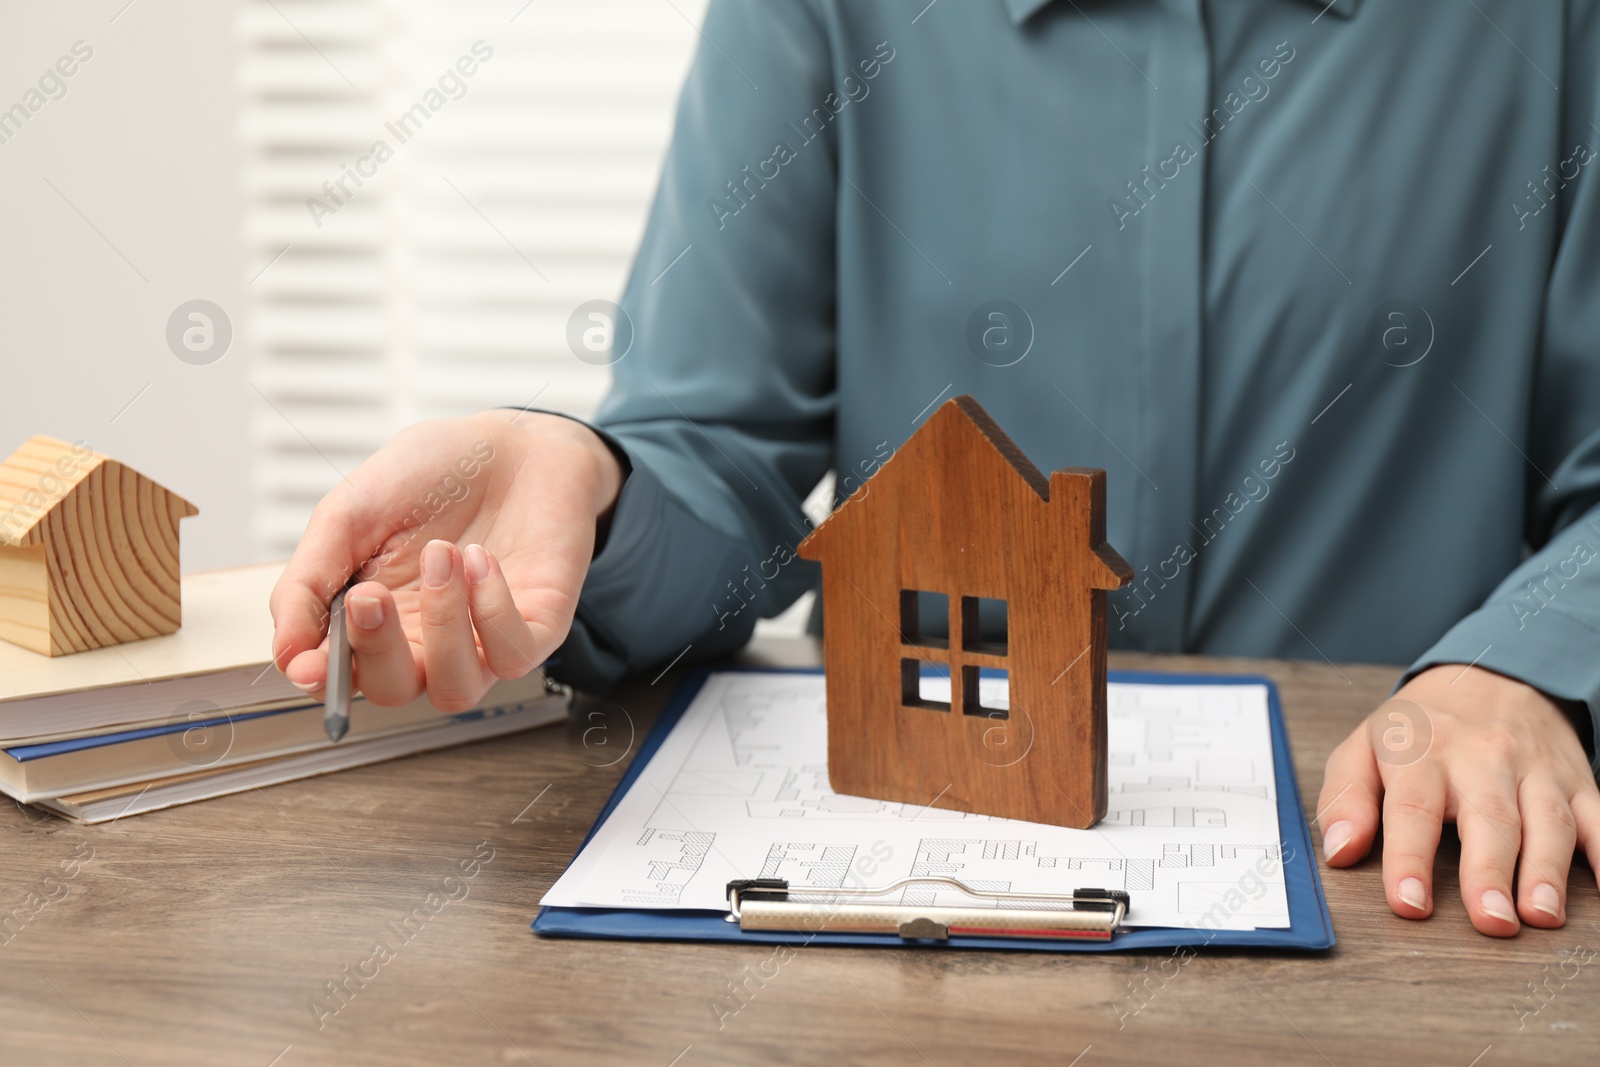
[899,590,1011,719]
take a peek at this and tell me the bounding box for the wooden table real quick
[1,641,1595,1067]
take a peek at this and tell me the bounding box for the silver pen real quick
[324,582,354,742]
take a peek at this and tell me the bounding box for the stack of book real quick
[0,563,569,823]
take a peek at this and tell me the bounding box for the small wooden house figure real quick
[0,435,198,656]
[798,396,1132,829]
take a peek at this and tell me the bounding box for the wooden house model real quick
[797,396,1132,828]
[0,435,198,656]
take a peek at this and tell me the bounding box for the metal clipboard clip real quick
[725,877,1130,942]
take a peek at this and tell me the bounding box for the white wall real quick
[0,0,252,573]
[1,1,721,582]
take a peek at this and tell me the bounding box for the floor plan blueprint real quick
[542,672,1290,930]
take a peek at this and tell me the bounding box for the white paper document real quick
[543,672,1289,931]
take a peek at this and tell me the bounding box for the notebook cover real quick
[0,563,288,702]
[533,666,1336,952]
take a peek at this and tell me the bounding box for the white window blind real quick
[238,0,706,558]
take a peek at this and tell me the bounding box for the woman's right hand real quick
[268,408,624,711]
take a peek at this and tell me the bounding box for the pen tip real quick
[325,712,349,743]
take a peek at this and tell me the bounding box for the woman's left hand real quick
[1317,664,1599,936]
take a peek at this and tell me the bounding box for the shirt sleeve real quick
[545,0,838,691]
[1400,3,1600,775]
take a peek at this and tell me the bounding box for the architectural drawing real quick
[745,765,990,821]
[543,673,1290,931]
[760,842,858,886]
[1103,805,1228,828]
[619,828,715,905]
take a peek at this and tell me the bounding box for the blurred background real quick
[0,0,707,569]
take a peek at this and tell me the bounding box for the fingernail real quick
[348,596,384,631]
[290,678,317,693]
[464,544,490,585]
[1322,820,1353,861]
[1531,883,1561,919]
[1481,889,1518,924]
[1397,877,1428,911]
[422,540,452,588]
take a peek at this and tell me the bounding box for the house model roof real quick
[800,394,1054,554]
[0,435,198,548]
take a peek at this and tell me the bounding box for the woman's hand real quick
[269,409,624,712]
[1317,664,1600,935]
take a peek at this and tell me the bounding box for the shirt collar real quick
[1002,0,1360,25]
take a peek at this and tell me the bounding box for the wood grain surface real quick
[799,396,1133,828]
[0,435,197,656]
[0,639,1595,1067]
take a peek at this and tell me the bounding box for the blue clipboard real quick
[534,666,1335,952]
